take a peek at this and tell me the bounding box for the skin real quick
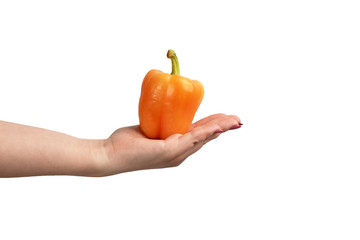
[0,114,241,177]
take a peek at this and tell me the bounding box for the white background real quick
[1,0,359,239]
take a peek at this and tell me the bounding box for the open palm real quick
[102,114,241,175]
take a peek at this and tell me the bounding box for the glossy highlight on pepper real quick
[138,50,204,139]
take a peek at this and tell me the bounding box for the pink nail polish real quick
[214,129,223,134]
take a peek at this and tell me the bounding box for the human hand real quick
[99,114,241,176]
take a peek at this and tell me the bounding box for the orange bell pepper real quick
[139,50,204,139]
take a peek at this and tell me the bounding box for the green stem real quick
[167,49,180,75]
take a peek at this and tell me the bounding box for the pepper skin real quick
[139,50,204,139]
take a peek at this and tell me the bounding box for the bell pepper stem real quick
[167,49,180,75]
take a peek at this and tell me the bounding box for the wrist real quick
[81,138,113,177]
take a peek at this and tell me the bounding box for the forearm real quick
[0,121,108,177]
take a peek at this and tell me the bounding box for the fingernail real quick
[230,124,242,130]
[214,129,223,134]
